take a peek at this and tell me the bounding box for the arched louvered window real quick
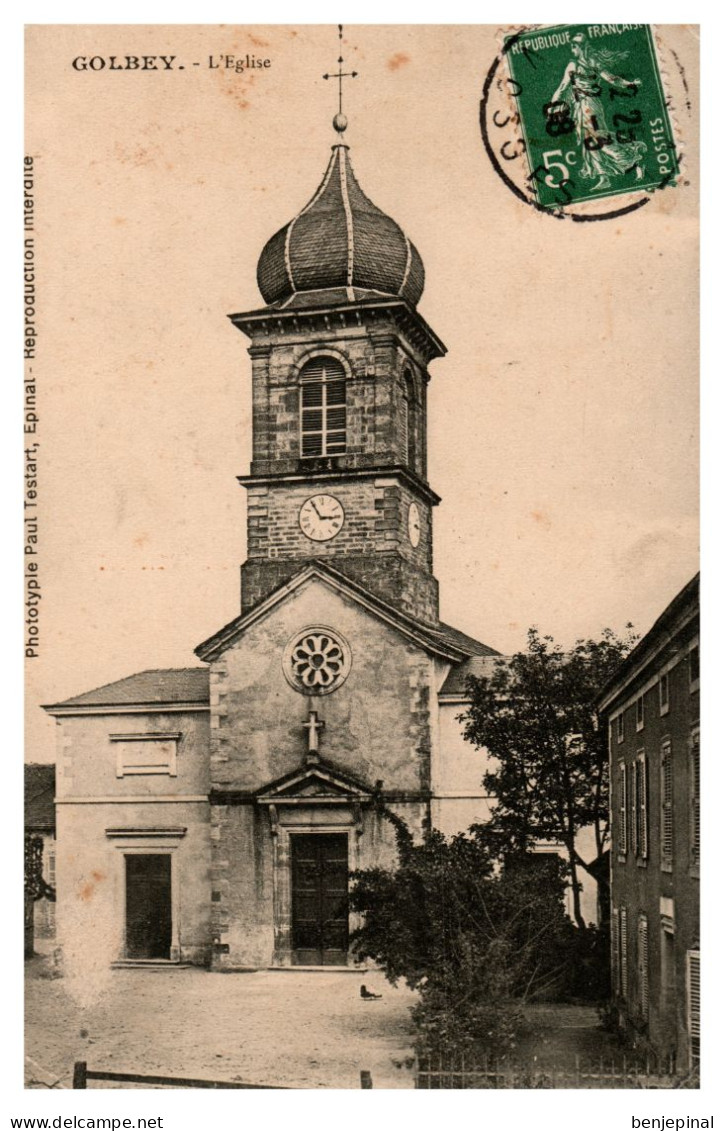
[300,358,347,458]
[402,369,416,469]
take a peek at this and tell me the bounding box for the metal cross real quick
[323,24,358,120]
[303,708,325,758]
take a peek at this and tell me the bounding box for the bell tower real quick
[230,64,446,627]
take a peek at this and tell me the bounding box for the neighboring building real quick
[24,763,56,941]
[43,114,515,971]
[599,574,699,1070]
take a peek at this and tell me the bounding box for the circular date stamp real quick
[480,24,684,221]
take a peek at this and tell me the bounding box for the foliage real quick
[24,834,55,903]
[459,626,636,927]
[350,821,578,1055]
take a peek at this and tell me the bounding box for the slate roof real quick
[597,572,699,709]
[257,145,424,308]
[44,668,210,711]
[439,654,507,697]
[25,764,56,830]
[434,622,500,659]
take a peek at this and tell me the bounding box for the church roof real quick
[25,763,56,830]
[43,668,209,713]
[195,560,494,664]
[256,145,424,309]
[434,622,499,659]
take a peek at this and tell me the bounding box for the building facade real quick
[599,574,699,1069]
[45,122,514,972]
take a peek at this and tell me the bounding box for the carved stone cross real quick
[303,708,325,761]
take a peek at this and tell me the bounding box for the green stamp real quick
[503,24,679,211]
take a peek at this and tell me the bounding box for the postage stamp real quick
[492,24,680,214]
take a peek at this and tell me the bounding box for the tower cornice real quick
[237,463,441,507]
[229,297,446,367]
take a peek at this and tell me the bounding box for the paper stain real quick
[79,870,106,902]
[387,52,410,71]
[531,509,552,531]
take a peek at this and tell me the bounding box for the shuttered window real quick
[618,762,627,856]
[638,915,650,1018]
[611,906,620,993]
[300,358,347,457]
[634,752,648,860]
[687,949,700,1063]
[620,907,628,998]
[661,740,673,868]
[659,672,670,714]
[690,729,700,867]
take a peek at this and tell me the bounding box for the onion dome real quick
[257,144,425,308]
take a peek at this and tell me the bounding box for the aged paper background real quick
[21,22,700,1114]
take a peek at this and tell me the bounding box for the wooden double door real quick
[290,833,349,966]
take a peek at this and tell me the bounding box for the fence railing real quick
[414,1052,698,1090]
[72,1061,373,1090]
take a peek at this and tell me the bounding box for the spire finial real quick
[322,24,358,136]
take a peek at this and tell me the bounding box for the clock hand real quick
[310,500,323,518]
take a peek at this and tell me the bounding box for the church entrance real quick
[290,833,349,965]
[125,853,172,960]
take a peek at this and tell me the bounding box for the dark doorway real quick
[291,833,349,965]
[125,853,172,959]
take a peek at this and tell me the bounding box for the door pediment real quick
[256,763,373,806]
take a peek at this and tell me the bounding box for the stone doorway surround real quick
[255,764,373,967]
[105,826,187,963]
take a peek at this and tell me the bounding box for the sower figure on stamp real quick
[547,32,648,191]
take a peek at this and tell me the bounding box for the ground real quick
[25,953,625,1090]
[25,954,417,1090]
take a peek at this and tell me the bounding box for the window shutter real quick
[620,907,628,998]
[618,763,627,855]
[300,358,346,457]
[635,754,648,859]
[400,384,409,464]
[687,949,700,1062]
[638,916,649,1017]
[611,906,620,994]
[691,730,700,867]
[661,741,673,865]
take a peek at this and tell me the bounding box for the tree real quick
[350,817,577,1054]
[459,626,636,929]
[24,833,55,958]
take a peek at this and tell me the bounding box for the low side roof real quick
[439,654,506,698]
[44,668,209,712]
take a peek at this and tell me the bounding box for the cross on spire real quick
[323,24,358,136]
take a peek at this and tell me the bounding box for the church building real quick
[45,107,505,971]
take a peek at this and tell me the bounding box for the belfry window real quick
[402,369,416,469]
[300,358,347,457]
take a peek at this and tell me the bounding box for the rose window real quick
[283,627,351,695]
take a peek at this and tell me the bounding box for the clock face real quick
[299,494,345,542]
[408,502,421,548]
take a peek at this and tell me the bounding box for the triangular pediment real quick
[195,560,473,664]
[256,762,373,805]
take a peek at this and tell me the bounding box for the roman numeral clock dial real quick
[299,494,345,542]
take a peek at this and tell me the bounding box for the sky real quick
[24,24,699,764]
